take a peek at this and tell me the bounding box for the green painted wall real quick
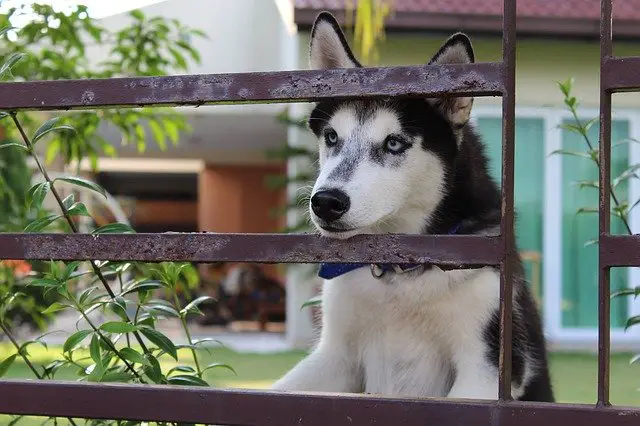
[476,117,545,311]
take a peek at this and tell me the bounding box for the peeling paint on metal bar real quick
[0,233,500,265]
[0,63,504,111]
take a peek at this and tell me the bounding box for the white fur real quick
[272,15,537,401]
[309,20,358,69]
[273,266,534,399]
[311,105,446,239]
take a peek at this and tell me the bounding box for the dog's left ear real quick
[427,33,475,129]
[309,12,362,69]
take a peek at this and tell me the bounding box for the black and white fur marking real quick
[272,12,554,402]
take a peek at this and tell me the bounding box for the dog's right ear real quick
[309,12,361,69]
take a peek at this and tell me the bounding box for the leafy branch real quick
[553,77,640,336]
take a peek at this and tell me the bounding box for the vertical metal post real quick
[498,0,517,401]
[598,0,613,408]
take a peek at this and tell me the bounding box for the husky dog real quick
[272,12,553,402]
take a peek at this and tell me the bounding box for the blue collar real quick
[318,223,463,280]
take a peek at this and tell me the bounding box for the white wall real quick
[85,0,296,116]
[82,0,301,164]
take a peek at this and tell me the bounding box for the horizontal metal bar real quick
[600,234,640,267]
[1,381,639,426]
[601,56,640,92]
[0,233,500,266]
[0,63,504,111]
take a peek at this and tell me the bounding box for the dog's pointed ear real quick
[427,33,475,129]
[309,12,361,69]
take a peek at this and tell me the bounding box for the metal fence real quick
[0,0,639,424]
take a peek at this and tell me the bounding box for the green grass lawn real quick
[2,345,640,425]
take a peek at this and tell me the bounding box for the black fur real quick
[308,11,554,403]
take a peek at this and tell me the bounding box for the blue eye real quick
[324,129,338,147]
[384,136,408,154]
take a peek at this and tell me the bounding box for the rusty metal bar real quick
[598,0,613,407]
[1,380,640,426]
[600,235,640,267]
[601,57,640,92]
[497,0,517,401]
[0,233,501,266]
[0,63,504,111]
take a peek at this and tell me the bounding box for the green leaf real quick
[301,296,322,310]
[45,139,61,164]
[42,360,68,379]
[576,207,598,215]
[63,329,93,353]
[130,9,145,20]
[32,117,76,145]
[193,338,224,348]
[23,214,61,232]
[54,176,106,199]
[144,302,180,318]
[0,27,14,38]
[614,164,640,188]
[78,286,101,307]
[27,182,51,209]
[92,223,135,234]
[101,370,135,382]
[67,202,91,217]
[140,327,178,360]
[119,347,150,366]
[28,278,60,288]
[148,119,166,150]
[570,180,598,190]
[89,335,102,365]
[168,365,196,376]
[630,198,640,214]
[0,52,26,77]
[122,280,165,296]
[0,142,27,151]
[202,362,236,375]
[167,374,209,387]
[62,261,82,282]
[583,118,598,133]
[86,362,106,382]
[0,354,17,378]
[164,120,180,145]
[100,321,138,333]
[180,296,214,316]
[62,194,75,209]
[109,297,129,321]
[625,315,640,331]
[548,149,593,160]
[143,354,164,384]
[611,287,640,299]
[41,302,69,315]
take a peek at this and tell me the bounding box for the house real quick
[79,0,640,350]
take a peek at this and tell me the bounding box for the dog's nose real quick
[311,189,350,222]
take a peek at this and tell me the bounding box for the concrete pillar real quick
[283,101,320,349]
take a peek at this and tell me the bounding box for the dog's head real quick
[306,12,476,239]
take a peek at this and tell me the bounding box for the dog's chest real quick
[359,323,454,396]
[323,267,499,397]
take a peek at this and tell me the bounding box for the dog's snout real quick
[311,189,350,222]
